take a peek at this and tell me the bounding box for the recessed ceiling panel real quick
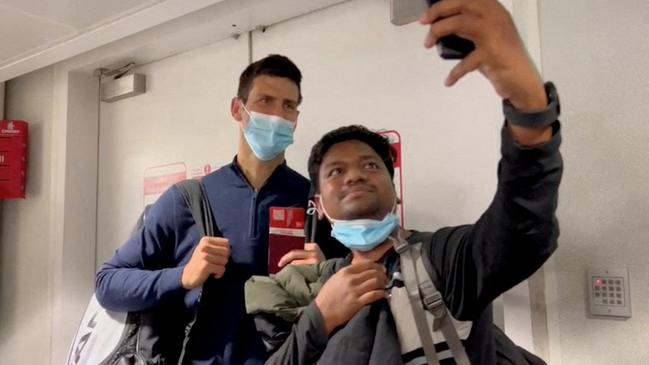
[0,4,73,65]
[0,0,162,30]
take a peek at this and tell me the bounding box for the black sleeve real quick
[264,302,329,365]
[424,122,563,320]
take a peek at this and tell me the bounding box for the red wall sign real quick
[0,120,28,199]
[379,130,404,225]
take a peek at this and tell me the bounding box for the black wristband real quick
[503,82,560,128]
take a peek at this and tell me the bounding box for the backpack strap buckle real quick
[393,236,409,254]
[419,280,446,330]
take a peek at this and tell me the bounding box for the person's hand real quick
[314,262,387,335]
[277,243,325,268]
[420,0,547,112]
[181,237,230,289]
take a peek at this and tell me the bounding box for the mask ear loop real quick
[306,199,318,243]
[307,199,318,216]
[239,99,251,115]
[389,192,401,241]
[316,195,335,223]
[238,99,253,126]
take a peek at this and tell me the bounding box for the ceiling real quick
[0,0,349,82]
[0,0,162,67]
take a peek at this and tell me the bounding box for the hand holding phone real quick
[425,0,475,59]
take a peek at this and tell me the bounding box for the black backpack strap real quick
[173,179,220,365]
[175,179,219,237]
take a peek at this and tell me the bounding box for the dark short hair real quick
[237,54,302,104]
[308,125,395,193]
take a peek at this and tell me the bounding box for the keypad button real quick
[603,299,608,304]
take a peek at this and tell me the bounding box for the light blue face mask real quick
[240,102,295,161]
[320,197,399,252]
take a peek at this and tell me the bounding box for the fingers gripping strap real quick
[394,238,441,365]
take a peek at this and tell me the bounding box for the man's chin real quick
[338,202,381,220]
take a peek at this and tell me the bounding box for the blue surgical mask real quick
[240,102,295,161]
[320,197,399,252]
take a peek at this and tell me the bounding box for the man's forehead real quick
[250,75,299,100]
[321,140,380,164]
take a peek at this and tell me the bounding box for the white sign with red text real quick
[143,162,218,207]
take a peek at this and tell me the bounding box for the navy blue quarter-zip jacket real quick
[96,157,311,365]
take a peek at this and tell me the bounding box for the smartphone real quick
[426,0,475,59]
[268,207,306,275]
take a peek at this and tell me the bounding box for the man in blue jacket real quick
[96,54,329,365]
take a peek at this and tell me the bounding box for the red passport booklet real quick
[268,207,306,275]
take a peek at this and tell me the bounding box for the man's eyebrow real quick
[256,93,298,104]
[255,93,275,99]
[322,160,343,169]
[322,154,379,167]
[283,97,299,104]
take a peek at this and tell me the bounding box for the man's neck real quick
[236,135,285,191]
[351,227,411,264]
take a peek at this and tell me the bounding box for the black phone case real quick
[426,0,476,59]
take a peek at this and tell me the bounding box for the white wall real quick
[96,36,248,266]
[50,70,101,364]
[539,1,649,364]
[0,66,55,364]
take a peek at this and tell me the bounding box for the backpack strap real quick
[173,179,219,365]
[411,241,471,365]
[176,179,218,237]
[392,232,471,365]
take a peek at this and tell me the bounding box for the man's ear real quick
[231,97,244,123]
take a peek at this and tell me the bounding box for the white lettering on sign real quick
[1,121,21,135]
[0,154,4,164]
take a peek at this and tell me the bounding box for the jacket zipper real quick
[249,192,258,238]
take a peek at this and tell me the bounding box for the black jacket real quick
[259,123,563,365]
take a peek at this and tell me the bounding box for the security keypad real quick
[588,268,631,318]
